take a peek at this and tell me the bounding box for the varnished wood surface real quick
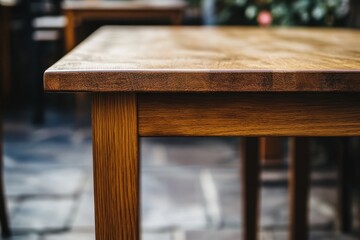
[241,138,260,240]
[289,138,310,240]
[138,93,360,137]
[92,93,139,240]
[45,26,360,92]
[63,0,186,10]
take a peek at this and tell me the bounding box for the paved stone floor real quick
[2,110,359,239]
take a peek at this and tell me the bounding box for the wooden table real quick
[44,26,360,240]
[63,0,187,51]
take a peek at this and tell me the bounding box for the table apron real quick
[137,93,360,137]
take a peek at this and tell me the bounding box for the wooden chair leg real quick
[241,137,260,240]
[92,93,139,240]
[260,137,284,166]
[289,137,310,240]
[337,138,352,233]
[0,100,11,237]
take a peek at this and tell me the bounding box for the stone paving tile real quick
[10,198,75,231]
[0,234,39,240]
[43,232,173,240]
[260,188,288,227]
[142,168,207,231]
[5,166,87,197]
[72,191,95,229]
[211,168,338,229]
[184,229,274,240]
[143,232,173,240]
[310,187,336,227]
[185,230,357,240]
[43,232,95,240]
[261,186,337,228]
[211,168,291,228]
[141,138,239,168]
[210,169,241,228]
[4,142,92,168]
[272,231,356,240]
[7,198,18,215]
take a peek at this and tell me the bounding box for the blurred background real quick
[0,0,360,239]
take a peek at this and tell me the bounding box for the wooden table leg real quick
[289,137,310,240]
[337,138,352,233]
[241,137,260,240]
[92,93,139,240]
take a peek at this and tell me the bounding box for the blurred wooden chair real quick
[24,0,66,124]
[243,137,359,240]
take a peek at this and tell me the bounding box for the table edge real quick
[44,69,360,92]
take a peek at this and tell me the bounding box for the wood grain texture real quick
[44,26,360,92]
[241,138,260,240]
[289,137,310,240]
[138,93,360,137]
[92,93,139,240]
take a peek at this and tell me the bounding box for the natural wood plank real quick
[44,27,360,92]
[241,138,260,240]
[92,93,139,240]
[138,93,360,137]
[289,137,310,240]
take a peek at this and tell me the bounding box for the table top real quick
[44,26,360,92]
[63,0,187,10]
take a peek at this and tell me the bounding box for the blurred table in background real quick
[63,0,187,51]
[0,0,17,99]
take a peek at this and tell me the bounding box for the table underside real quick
[93,92,360,137]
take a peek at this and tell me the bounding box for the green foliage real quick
[217,0,349,26]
